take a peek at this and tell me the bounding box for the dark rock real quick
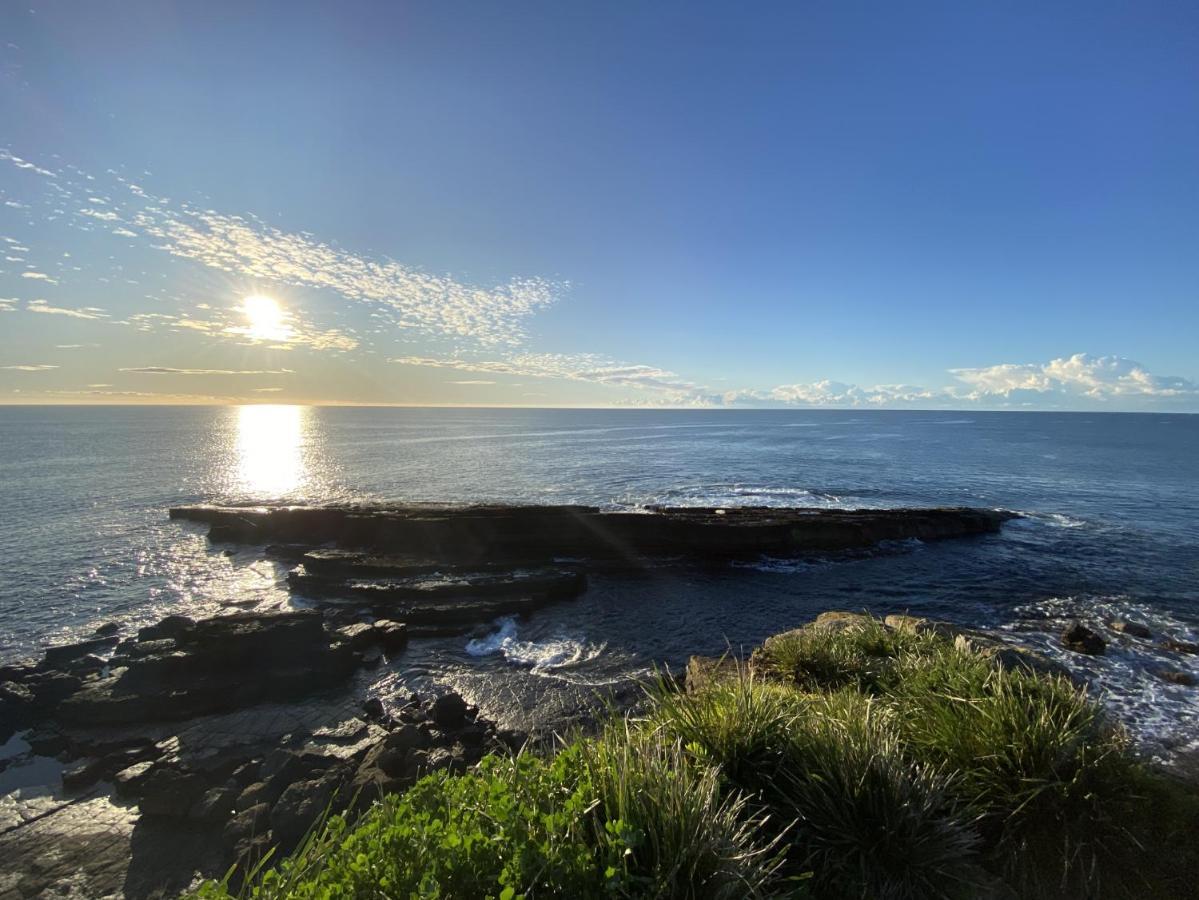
[65,653,107,674]
[58,610,360,725]
[362,697,386,721]
[336,622,376,649]
[93,622,122,638]
[1111,619,1153,639]
[235,781,274,812]
[373,619,408,653]
[0,660,39,684]
[496,729,527,752]
[172,503,1015,561]
[270,775,340,851]
[62,757,107,792]
[189,784,239,824]
[136,615,195,643]
[224,802,272,848]
[28,671,82,712]
[1155,668,1196,687]
[1061,622,1106,655]
[113,760,156,798]
[24,726,69,756]
[138,768,208,817]
[41,636,118,668]
[456,723,489,748]
[1162,637,1199,655]
[386,724,431,754]
[430,692,467,729]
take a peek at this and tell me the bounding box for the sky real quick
[1,1,1197,410]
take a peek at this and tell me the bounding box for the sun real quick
[241,295,291,342]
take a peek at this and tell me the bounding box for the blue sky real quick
[1,1,1197,409]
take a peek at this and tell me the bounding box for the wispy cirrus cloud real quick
[119,366,295,376]
[393,352,719,405]
[27,300,108,319]
[1,363,58,371]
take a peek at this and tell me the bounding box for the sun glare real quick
[241,294,291,342]
[235,404,305,496]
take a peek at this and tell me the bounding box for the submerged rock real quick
[1061,622,1107,655]
[1111,619,1153,639]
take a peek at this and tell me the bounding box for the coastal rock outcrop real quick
[1061,621,1107,655]
[170,503,1016,562]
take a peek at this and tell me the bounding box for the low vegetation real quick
[198,616,1199,899]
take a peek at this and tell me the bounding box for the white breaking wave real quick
[466,616,605,675]
[1002,594,1199,762]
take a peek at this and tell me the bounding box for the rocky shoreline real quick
[1,503,1024,897]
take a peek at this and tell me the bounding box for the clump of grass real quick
[775,691,986,900]
[754,616,934,693]
[583,721,786,899]
[651,680,988,899]
[888,654,1140,897]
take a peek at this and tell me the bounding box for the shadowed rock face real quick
[170,503,1015,562]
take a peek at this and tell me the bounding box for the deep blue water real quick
[1,407,1196,752]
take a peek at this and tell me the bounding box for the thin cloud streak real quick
[119,367,295,376]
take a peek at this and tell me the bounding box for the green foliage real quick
[754,618,933,693]
[651,681,986,900]
[196,614,1199,900]
[583,721,786,898]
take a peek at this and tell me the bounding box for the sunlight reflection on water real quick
[234,405,307,497]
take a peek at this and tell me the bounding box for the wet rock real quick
[336,622,376,649]
[93,622,121,638]
[431,692,467,729]
[25,725,69,756]
[373,619,408,653]
[42,636,118,668]
[58,610,361,725]
[1111,619,1152,639]
[28,671,82,712]
[172,503,1016,561]
[362,697,386,721]
[1162,637,1199,655]
[136,614,195,643]
[0,680,34,734]
[1061,622,1106,655]
[1155,668,1196,687]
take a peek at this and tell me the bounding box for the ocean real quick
[1,406,1196,757]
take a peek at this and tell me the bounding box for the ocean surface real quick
[1,406,1197,758]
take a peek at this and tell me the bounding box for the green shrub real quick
[198,747,607,899]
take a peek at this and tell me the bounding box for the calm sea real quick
[1,407,1196,754]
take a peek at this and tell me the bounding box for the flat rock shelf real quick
[169,503,1016,561]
